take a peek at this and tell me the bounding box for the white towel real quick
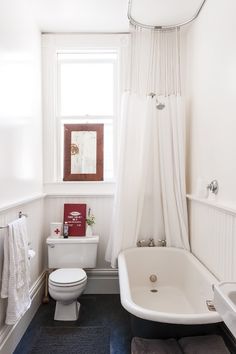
[1,216,31,325]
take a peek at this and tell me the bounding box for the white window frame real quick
[56,51,118,181]
[42,34,129,195]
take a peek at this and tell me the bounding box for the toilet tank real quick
[47,236,99,268]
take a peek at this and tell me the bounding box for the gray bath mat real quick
[131,337,183,354]
[131,335,230,354]
[179,334,230,354]
[29,326,110,354]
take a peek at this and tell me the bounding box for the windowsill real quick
[44,181,115,197]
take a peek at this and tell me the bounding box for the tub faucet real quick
[148,238,155,247]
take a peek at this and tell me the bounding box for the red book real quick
[64,204,86,236]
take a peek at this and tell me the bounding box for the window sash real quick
[56,58,118,118]
[55,51,118,181]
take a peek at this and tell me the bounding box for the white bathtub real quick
[118,247,221,326]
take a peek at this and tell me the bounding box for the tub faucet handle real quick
[137,239,146,247]
[158,239,166,247]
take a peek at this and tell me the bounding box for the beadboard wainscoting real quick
[0,195,46,354]
[187,195,236,281]
[45,195,114,269]
[0,272,45,354]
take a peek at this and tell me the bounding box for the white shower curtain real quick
[106,26,189,268]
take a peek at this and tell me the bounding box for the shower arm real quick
[128,0,207,30]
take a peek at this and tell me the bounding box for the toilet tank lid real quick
[47,235,99,244]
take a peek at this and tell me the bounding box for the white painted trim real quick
[46,194,114,199]
[0,194,46,213]
[42,33,129,185]
[42,33,130,49]
[44,182,115,196]
[85,268,119,294]
[86,268,118,277]
[0,272,45,354]
[0,191,114,212]
[187,194,236,216]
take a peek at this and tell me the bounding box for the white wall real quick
[45,195,113,269]
[0,0,43,208]
[184,0,236,202]
[184,0,236,279]
[0,0,45,348]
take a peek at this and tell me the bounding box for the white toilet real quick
[46,235,99,321]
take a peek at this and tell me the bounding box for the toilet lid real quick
[49,268,87,286]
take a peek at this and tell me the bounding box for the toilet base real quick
[54,300,80,321]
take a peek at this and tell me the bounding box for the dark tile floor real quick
[14,294,132,354]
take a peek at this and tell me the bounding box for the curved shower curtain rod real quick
[128,0,207,30]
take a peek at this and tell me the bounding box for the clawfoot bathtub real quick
[118,247,222,338]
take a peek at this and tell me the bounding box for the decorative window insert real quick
[64,123,104,181]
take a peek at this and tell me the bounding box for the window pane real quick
[60,62,114,116]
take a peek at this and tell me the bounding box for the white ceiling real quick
[30,0,129,33]
[30,0,206,33]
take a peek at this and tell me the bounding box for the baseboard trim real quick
[84,268,119,294]
[0,271,45,354]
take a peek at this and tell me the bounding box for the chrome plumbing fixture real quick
[136,239,147,247]
[158,239,166,247]
[137,238,166,247]
[148,93,165,110]
[149,274,158,293]
[206,300,216,312]
[148,238,155,247]
[207,180,219,195]
[148,92,156,98]
[149,274,157,283]
[156,99,165,110]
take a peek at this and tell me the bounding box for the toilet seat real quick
[49,268,87,287]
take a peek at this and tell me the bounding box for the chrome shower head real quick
[156,101,165,110]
